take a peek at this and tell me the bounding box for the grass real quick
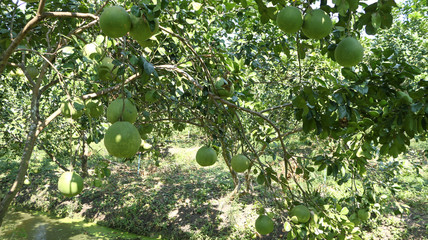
[0,129,426,239]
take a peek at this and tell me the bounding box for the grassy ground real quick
[1,132,427,239]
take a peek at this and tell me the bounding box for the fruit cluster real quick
[99,6,159,45]
[276,7,364,67]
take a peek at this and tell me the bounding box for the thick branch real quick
[0,16,43,72]
[0,9,98,73]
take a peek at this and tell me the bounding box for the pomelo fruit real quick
[215,78,234,98]
[195,146,217,166]
[255,215,274,235]
[129,14,159,44]
[27,65,38,79]
[290,205,311,223]
[302,9,332,39]
[85,100,104,118]
[97,57,118,81]
[61,101,84,120]
[334,37,364,67]
[276,6,303,34]
[58,172,84,197]
[104,121,141,158]
[83,43,102,59]
[99,6,131,38]
[106,98,138,124]
[231,154,250,172]
[357,209,370,221]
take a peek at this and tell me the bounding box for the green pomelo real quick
[231,154,250,173]
[334,37,364,67]
[290,205,311,223]
[106,98,138,124]
[302,9,332,39]
[196,146,217,166]
[58,172,84,197]
[215,78,234,98]
[99,6,131,38]
[61,102,84,120]
[83,43,102,59]
[129,14,159,44]
[27,65,38,79]
[104,121,141,158]
[276,6,303,34]
[255,215,274,235]
[85,100,104,118]
[97,57,118,81]
[357,209,371,221]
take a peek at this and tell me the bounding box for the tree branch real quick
[260,103,293,113]
[42,12,98,19]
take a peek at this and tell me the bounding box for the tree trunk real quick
[80,137,88,178]
[0,80,41,227]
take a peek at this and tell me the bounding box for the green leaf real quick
[410,103,423,113]
[61,46,75,55]
[284,221,292,231]
[190,2,202,11]
[371,12,381,29]
[338,0,350,16]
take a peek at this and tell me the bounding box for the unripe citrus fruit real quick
[195,146,217,166]
[85,100,104,118]
[104,121,141,158]
[61,102,84,120]
[97,57,118,81]
[255,215,274,235]
[215,78,234,98]
[302,9,332,39]
[106,98,138,124]
[276,6,303,34]
[334,37,364,67]
[129,14,159,44]
[231,154,250,172]
[99,6,131,38]
[58,172,84,197]
[290,205,311,223]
